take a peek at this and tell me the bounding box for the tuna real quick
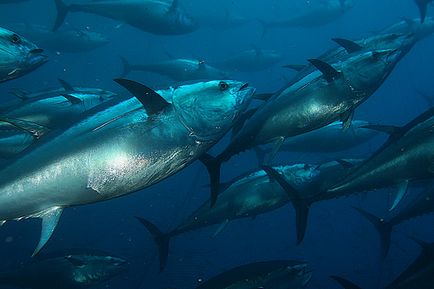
[0,249,127,289]
[136,163,320,271]
[53,0,198,35]
[6,23,109,53]
[0,78,254,256]
[202,46,403,204]
[196,260,311,289]
[332,239,434,289]
[327,108,434,211]
[354,187,434,257]
[119,57,227,81]
[0,27,47,83]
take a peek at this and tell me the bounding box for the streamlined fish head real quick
[0,27,47,82]
[343,48,401,94]
[66,254,128,285]
[172,80,255,140]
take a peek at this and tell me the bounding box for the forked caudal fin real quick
[414,0,433,23]
[262,166,311,245]
[32,207,63,257]
[135,217,170,272]
[331,276,363,289]
[352,207,393,259]
[53,0,70,31]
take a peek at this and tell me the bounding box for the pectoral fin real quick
[262,166,310,244]
[32,207,63,257]
[265,136,285,165]
[213,219,229,238]
[341,110,354,130]
[389,180,409,211]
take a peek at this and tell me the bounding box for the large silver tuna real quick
[53,0,198,35]
[0,27,47,83]
[0,78,254,256]
[202,47,403,203]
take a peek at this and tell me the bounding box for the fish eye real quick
[219,81,229,91]
[10,34,21,44]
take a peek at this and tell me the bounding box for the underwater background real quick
[0,0,434,288]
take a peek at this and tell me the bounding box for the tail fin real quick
[53,0,70,31]
[119,56,132,78]
[330,276,363,289]
[414,0,432,23]
[135,217,170,272]
[262,166,311,245]
[353,207,393,258]
[199,154,222,207]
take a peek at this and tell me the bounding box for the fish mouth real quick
[27,48,48,67]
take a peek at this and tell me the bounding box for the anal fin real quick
[389,180,409,211]
[213,219,229,238]
[32,207,63,257]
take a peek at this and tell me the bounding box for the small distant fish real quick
[119,57,227,81]
[261,0,354,34]
[6,23,109,53]
[214,47,283,72]
[53,0,198,35]
[196,260,311,289]
[379,17,434,41]
[0,27,47,83]
[255,120,380,164]
[0,249,128,289]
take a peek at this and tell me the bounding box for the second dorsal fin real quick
[332,38,363,53]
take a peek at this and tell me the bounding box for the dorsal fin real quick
[57,79,75,91]
[308,59,341,82]
[114,79,170,115]
[332,38,363,53]
[61,94,82,105]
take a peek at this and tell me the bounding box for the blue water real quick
[0,1,433,288]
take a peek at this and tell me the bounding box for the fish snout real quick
[27,48,48,66]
